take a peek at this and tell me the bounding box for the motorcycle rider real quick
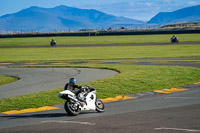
[171,35,175,40]
[171,35,178,43]
[64,78,82,95]
[50,38,56,46]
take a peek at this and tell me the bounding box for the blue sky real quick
[1,0,200,21]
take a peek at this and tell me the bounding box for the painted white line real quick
[42,120,96,126]
[155,127,200,132]
[165,97,200,100]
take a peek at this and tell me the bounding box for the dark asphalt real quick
[1,83,200,132]
[1,104,199,133]
[0,67,118,99]
[101,57,200,68]
[134,61,200,68]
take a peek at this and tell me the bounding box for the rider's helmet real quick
[69,78,77,84]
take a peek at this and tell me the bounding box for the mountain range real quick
[0,5,144,32]
[148,5,200,24]
[0,5,200,32]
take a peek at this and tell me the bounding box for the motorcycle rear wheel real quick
[95,98,105,112]
[64,100,81,116]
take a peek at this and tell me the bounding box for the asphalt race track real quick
[0,84,200,133]
[0,42,200,133]
[0,67,118,99]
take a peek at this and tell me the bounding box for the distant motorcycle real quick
[171,36,179,43]
[58,85,105,116]
[50,39,56,46]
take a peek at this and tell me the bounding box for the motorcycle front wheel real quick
[64,100,81,116]
[95,98,105,112]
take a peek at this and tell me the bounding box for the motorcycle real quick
[50,39,56,47]
[57,85,105,116]
[171,36,179,43]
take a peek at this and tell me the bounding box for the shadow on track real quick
[1,111,100,119]
[1,113,69,119]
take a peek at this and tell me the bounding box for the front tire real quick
[95,98,105,112]
[64,100,81,116]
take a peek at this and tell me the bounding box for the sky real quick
[1,0,200,21]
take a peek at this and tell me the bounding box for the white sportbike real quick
[57,85,105,116]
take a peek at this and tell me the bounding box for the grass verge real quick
[0,34,200,47]
[0,45,200,62]
[0,64,200,112]
[0,75,18,86]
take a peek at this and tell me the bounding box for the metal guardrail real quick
[0,29,200,38]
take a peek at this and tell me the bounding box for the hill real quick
[0,5,144,32]
[160,22,200,30]
[148,5,200,25]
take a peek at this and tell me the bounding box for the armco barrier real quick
[0,29,200,38]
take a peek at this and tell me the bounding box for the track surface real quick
[0,68,118,99]
[0,42,200,133]
[0,84,200,132]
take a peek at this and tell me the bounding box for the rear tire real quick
[95,98,105,112]
[64,100,80,116]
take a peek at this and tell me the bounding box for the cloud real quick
[163,0,171,2]
[145,2,153,7]
[188,1,199,5]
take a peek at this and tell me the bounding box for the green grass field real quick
[0,34,200,112]
[0,34,200,47]
[0,76,18,85]
[0,45,200,63]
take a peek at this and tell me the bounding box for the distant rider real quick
[171,35,175,40]
[50,38,56,46]
[171,35,179,43]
